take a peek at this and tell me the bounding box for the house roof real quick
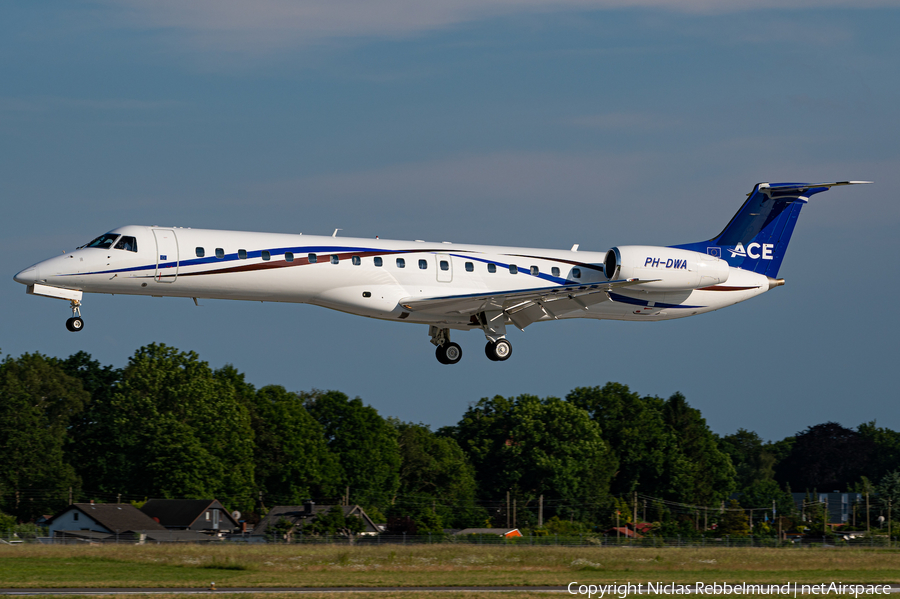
[141,530,223,542]
[453,528,522,537]
[48,504,166,533]
[253,505,378,535]
[54,530,117,540]
[607,526,642,538]
[141,499,238,529]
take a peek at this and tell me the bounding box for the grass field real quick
[0,544,898,589]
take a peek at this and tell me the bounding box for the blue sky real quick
[2,1,898,441]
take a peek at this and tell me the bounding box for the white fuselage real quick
[16,225,772,331]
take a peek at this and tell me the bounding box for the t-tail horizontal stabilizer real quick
[673,181,871,278]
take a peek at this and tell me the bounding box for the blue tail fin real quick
[673,181,869,278]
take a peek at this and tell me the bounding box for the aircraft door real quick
[153,229,179,283]
[436,254,452,282]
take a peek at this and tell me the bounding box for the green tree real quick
[0,352,87,520]
[776,422,874,492]
[661,393,736,506]
[72,344,256,510]
[858,422,900,483]
[303,506,365,536]
[62,352,122,497]
[876,471,900,511]
[452,394,617,523]
[567,383,676,497]
[736,479,795,520]
[717,499,750,536]
[718,428,777,491]
[249,385,339,504]
[304,391,400,510]
[391,421,482,528]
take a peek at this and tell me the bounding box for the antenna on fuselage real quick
[332,229,342,237]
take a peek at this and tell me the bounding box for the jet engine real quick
[604,245,729,291]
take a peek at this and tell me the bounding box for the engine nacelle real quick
[604,245,729,291]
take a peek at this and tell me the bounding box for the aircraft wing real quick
[400,279,654,330]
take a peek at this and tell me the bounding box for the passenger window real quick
[440,260,450,271]
[396,258,406,268]
[215,248,224,259]
[196,247,205,258]
[331,254,339,264]
[465,262,474,272]
[573,268,581,278]
[509,264,518,274]
[552,266,560,277]
[238,249,247,260]
[308,254,317,263]
[374,257,383,267]
[352,256,361,266]
[114,236,138,252]
[285,252,294,262]
[418,259,427,270]
[262,250,270,261]
[530,266,539,276]
[488,264,496,273]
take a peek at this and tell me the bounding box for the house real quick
[790,492,863,525]
[453,528,522,538]
[140,499,239,535]
[46,502,166,539]
[606,526,642,538]
[253,502,379,537]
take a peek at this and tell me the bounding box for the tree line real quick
[1,343,898,535]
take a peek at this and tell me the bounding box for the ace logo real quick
[728,242,774,260]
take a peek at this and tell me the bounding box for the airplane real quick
[14,181,869,364]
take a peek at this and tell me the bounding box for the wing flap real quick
[400,279,655,322]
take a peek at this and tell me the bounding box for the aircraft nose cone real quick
[14,266,38,285]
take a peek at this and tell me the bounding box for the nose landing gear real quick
[65,300,84,332]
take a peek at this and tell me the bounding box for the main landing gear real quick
[65,299,84,332]
[429,326,462,365]
[427,313,515,364]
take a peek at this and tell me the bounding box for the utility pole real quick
[633,491,638,528]
[867,490,870,533]
[538,495,543,528]
[68,487,72,505]
[704,507,708,532]
[345,486,350,506]
[824,496,829,537]
[616,511,620,539]
[889,498,892,546]
[513,498,517,528]
[506,491,510,529]
[643,500,647,523]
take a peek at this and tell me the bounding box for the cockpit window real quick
[114,236,138,252]
[84,233,120,249]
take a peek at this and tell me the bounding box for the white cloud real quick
[103,0,900,53]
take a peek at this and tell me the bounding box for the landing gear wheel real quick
[436,342,463,365]
[485,339,512,361]
[66,317,84,332]
[442,342,462,365]
[435,344,449,364]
